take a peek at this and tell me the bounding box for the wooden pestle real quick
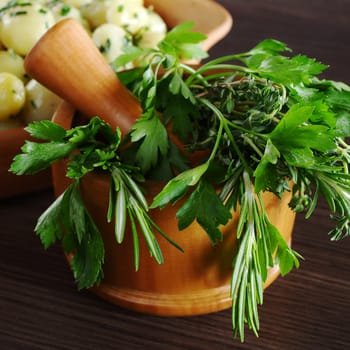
[24,18,142,135]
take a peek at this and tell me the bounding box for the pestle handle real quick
[24,18,141,135]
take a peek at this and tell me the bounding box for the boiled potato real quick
[106,2,149,34]
[138,11,167,48]
[20,79,63,124]
[80,0,113,29]
[0,49,26,82]
[92,23,130,63]
[1,3,55,55]
[0,72,25,121]
[64,0,92,8]
[48,2,91,31]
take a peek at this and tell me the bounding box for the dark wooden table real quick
[1,1,349,349]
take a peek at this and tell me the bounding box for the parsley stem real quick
[242,135,264,158]
[199,97,251,172]
[198,53,253,68]
[225,119,267,138]
[196,97,223,162]
[178,63,199,77]
[186,64,253,86]
[338,138,350,149]
[337,138,350,174]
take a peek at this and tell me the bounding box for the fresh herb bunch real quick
[10,22,350,341]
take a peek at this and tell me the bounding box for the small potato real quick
[137,11,167,48]
[19,79,63,124]
[63,0,92,8]
[49,3,91,31]
[0,49,26,82]
[107,3,149,34]
[80,0,111,29]
[0,72,26,121]
[1,3,55,56]
[103,0,145,15]
[92,23,130,63]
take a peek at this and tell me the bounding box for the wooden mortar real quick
[24,16,295,316]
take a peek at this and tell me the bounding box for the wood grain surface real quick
[1,1,350,349]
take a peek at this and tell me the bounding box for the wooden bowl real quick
[0,0,233,199]
[51,102,296,316]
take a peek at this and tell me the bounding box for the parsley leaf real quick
[158,21,208,61]
[241,44,328,86]
[35,181,105,289]
[67,182,105,289]
[25,120,66,141]
[10,141,75,175]
[130,115,169,171]
[35,192,64,249]
[176,180,232,243]
[163,85,197,143]
[269,104,337,166]
[253,139,281,194]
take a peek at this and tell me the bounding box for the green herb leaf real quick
[244,38,291,56]
[254,138,281,193]
[151,162,209,208]
[70,215,105,290]
[115,182,127,243]
[112,45,147,68]
[130,198,164,264]
[176,180,232,244]
[157,78,196,142]
[269,104,337,167]
[25,120,66,141]
[169,72,196,103]
[69,181,88,244]
[35,192,64,249]
[131,115,169,171]
[159,21,208,60]
[247,52,328,86]
[35,181,105,289]
[10,141,75,175]
[274,230,302,276]
[63,181,105,289]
